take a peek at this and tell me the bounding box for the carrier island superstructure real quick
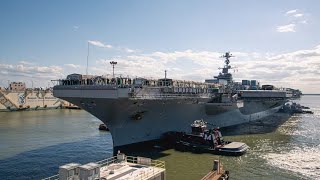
[53,52,291,152]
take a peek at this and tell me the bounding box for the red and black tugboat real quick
[163,120,249,156]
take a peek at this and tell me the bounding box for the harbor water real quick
[0,95,319,179]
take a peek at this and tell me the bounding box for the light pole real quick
[164,70,167,86]
[110,61,117,78]
[86,41,90,75]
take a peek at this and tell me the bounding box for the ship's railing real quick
[52,76,218,89]
[132,93,212,99]
[53,83,217,91]
[53,84,117,90]
[42,155,165,180]
[97,155,166,180]
[53,83,216,98]
[126,156,166,169]
[239,97,286,101]
[97,155,165,169]
[95,156,118,167]
[131,86,214,97]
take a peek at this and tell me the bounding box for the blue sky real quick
[0,0,320,93]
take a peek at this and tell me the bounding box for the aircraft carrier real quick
[52,52,291,152]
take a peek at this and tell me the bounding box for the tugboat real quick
[163,120,249,156]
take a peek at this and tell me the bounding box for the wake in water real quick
[263,103,320,179]
[264,145,320,179]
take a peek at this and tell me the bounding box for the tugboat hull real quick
[175,141,248,156]
[162,130,249,156]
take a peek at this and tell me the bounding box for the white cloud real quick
[19,61,35,65]
[93,46,320,93]
[293,13,303,17]
[148,50,221,66]
[277,24,296,32]
[268,45,320,61]
[299,20,307,24]
[73,26,79,31]
[0,64,63,75]
[1,45,320,93]
[280,9,308,32]
[88,40,140,54]
[0,63,64,88]
[125,48,137,53]
[88,40,113,48]
[286,9,298,15]
[64,64,81,68]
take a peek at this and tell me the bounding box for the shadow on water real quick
[221,112,292,136]
[115,112,294,160]
[0,135,113,180]
[113,140,173,160]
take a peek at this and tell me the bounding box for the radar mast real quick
[204,52,235,84]
[219,52,234,75]
[214,52,234,83]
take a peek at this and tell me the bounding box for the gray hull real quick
[61,96,284,147]
[53,53,289,149]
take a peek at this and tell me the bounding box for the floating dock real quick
[43,152,166,180]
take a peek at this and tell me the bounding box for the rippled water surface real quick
[0,95,319,179]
